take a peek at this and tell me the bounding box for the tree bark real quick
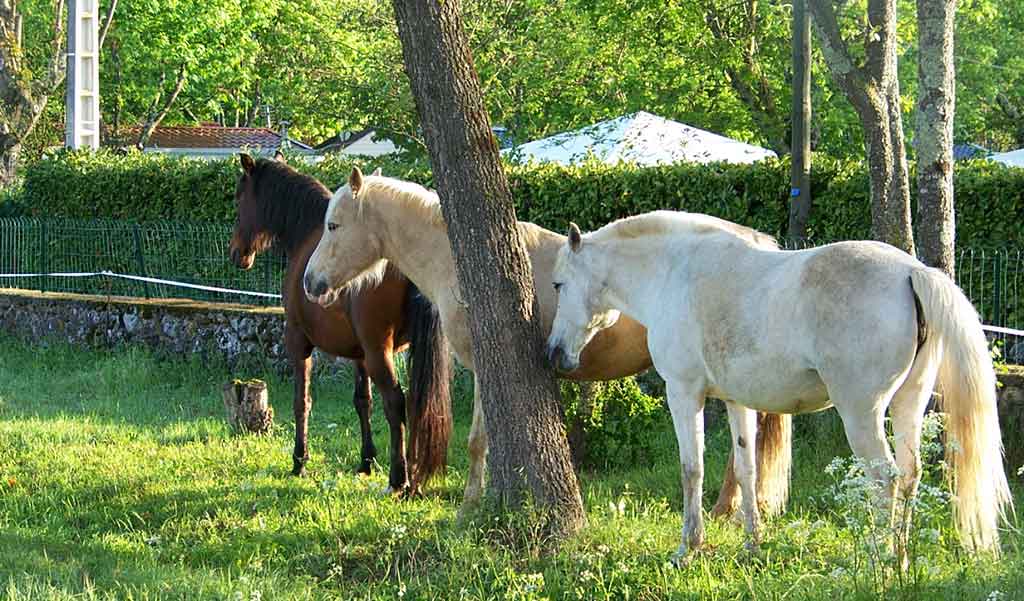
[788,0,812,242]
[915,0,957,278]
[391,0,586,538]
[808,0,915,254]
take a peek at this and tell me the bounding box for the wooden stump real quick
[223,379,273,435]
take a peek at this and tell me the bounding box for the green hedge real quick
[9,149,1024,247]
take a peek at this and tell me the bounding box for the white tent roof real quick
[989,148,1024,168]
[503,111,777,166]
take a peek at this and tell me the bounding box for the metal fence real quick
[0,218,1020,334]
[0,217,287,306]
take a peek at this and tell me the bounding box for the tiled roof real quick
[120,125,286,149]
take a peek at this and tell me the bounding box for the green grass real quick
[0,338,1022,600]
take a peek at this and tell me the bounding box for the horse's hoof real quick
[292,460,308,477]
[383,484,410,498]
[356,462,373,476]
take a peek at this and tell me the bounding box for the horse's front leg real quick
[725,401,762,553]
[459,374,487,517]
[286,326,314,477]
[351,360,377,475]
[365,352,409,494]
[664,377,707,564]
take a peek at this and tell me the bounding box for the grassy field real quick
[1,337,1023,600]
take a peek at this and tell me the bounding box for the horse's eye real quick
[327,222,339,232]
[553,282,563,292]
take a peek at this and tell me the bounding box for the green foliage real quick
[18,151,1024,251]
[564,378,668,470]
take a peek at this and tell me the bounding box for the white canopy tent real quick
[503,111,777,166]
[989,148,1024,168]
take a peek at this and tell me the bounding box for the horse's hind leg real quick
[834,401,898,521]
[365,350,409,494]
[725,401,762,552]
[459,374,487,517]
[352,360,377,475]
[889,355,939,566]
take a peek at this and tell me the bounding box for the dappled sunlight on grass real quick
[1,337,1022,599]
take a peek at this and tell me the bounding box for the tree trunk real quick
[788,0,812,243]
[915,0,957,278]
[0,139,20,187]
[135,64,187,150]
[808,0,916,255]
[391,0,586,538]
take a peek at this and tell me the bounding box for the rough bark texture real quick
[788,0,812,242]
[391,0,586,538]
[808,0,916,254]
[222,379,274,435]
[915,0,956,278]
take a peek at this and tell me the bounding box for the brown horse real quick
[229,153,451,493]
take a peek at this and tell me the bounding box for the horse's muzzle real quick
[303,272,328,302]
[546,343,578,373]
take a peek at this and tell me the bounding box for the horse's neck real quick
[265,189,327,255]
[374,200,456,306]
[598,237,676,328]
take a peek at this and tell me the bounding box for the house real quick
[110,124,318,160]
[989,148,1024,168]
[503,111,777,166]
[315,128,401,157]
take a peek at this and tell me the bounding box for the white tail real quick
[910,267,1012,551]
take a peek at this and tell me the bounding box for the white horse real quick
[546,211,1010,561]
[300,169,793,519]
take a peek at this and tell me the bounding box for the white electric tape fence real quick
[0,270,282,300]
[0,269,1022,338]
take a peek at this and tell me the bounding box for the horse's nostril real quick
[230,248,239,265]
[313,280,327,297]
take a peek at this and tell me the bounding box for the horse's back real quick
[686,239,922,412]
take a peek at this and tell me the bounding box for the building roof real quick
[503,111,776,166]
[115,125,314,151]
[989,148,1024,168]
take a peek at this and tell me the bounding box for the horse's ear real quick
[568,222,582,253]
[273,150,286,163]
[240,152,255,174]
[371,167,382,177]
[349,167,364,196]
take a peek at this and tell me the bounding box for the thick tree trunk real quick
[808,0,916,255]
[916,0,957,278]
[392,0,586,538]
[788,0,812,242]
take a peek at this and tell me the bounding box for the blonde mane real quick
[593,210,778,249]
[359,176,447,228]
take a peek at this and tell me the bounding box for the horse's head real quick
[303,166,386,306]
[545,223,621,373]
[229,152,284,270]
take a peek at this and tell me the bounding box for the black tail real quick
[403,282,452,489]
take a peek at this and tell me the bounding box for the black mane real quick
[248,158,331,252]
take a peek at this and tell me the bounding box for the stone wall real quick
[0,288,291,371]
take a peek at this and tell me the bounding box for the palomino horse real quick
[229,154,451,493]
[545,211,1010,560]
[300,168,792,517]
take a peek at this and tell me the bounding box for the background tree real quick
[915,0,956,277]
[807,0,915,253]
[391,0,586,538]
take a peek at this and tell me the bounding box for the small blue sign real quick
[790,187,801,198]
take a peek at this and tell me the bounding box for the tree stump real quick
[223,379,273,435]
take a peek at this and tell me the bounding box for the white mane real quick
[591,210,779,250]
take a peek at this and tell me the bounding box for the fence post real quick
[131,224,151,299]
[39,220,48,293]
[993,251,1003,328]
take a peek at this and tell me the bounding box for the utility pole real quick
[788,0,812,243]
[64,0,100,149]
